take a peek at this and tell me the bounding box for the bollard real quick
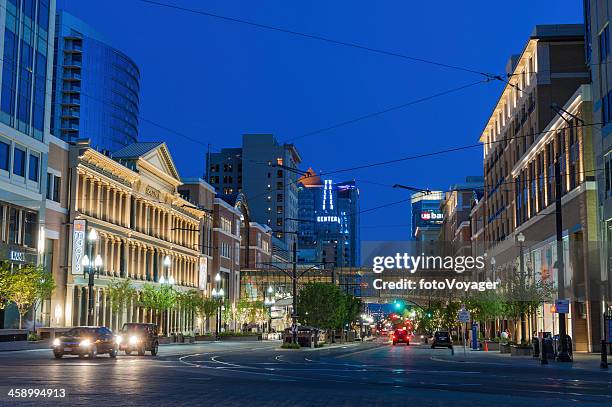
[450,345,454,356]
[601,339,608,369]
[541,338,548,365]
[484,341,488,352]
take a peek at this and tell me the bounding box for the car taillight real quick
[392,335,396,340]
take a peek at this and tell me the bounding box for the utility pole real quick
[554,156,571,362]
[291,240,298,345]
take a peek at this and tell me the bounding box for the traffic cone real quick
[484,341,488,352]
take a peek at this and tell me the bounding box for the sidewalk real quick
[0,340,52,352]
[430,346,611,372]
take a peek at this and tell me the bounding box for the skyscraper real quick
[51,10,140,152]
[0,0,56,328]
[297,169,360,267]
[207,134,301,254]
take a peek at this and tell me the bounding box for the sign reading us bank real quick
[71,219,87,275]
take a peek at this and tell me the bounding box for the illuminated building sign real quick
[9,250,25,262]
[420,211,443,221]
[71,219,86,275]
[317,216,340,223]
[199,257,208,290]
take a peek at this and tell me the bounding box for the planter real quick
[499,343,511,354]
[184,336,195,344]
[481,340,500,351]
[195,335,215,341]
[510,345,533,356]
[219,335,261,342]
[158,336,173,345]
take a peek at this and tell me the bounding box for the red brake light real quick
[392,335,396,339]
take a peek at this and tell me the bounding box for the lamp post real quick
[517,232,526,344]
[160,256,172,335]
[84,228,100,326]
[264,286,275,334]
[212,273,224,340]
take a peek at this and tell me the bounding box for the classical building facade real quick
[64,141,205,333]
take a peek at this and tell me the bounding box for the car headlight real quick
[129,335,139,345]
[53,338,60,347]
[116,335,123,344]
[79,339,91,348]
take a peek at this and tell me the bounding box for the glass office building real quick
[1,0,51,141]
[51,11,140,152]
[297,170,361,267]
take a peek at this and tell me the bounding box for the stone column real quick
[88,177,95,216]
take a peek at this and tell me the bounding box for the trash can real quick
[552,334,573,360]
[532,336,540,358]
[541,337,554,360]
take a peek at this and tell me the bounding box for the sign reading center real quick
[71,219,86,275]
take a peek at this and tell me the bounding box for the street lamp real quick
[212,273,224,339]
[85,228,99,325]
[264,286,275,334]
[516,232,526,344]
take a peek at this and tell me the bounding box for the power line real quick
[133,0,499,80]
[284,79,491,142]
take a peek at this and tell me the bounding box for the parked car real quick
[52,326,118,359]
[391,329,410,346]
[117,323,159,356]
[431,331,453,348]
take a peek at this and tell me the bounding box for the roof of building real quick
[113,142,164,159]
[298,168,322,187]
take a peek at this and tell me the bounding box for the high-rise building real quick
[51,10,140,152]
[297,169,360,267]
[480,25,603,350]
[584,0,612,318]
[410,191,444,243]
[207,134,301,254]
[0,0,56,329]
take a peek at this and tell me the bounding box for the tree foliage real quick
[0,262,55,328]
[140,283,177,312]
[297,283,349,330]
[107,278,136,313]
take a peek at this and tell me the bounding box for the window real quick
[277,170,283,178]
[0,140,8,171]
[8,207,18,244]
[220,241,230,258]
[221,217,232,234]
[276,218,282,227]
[13,146,25,176]
[600,25,610,62]
[223,164,233,172]
[28,153,39,182]
[276,206,283,214]
[234,242,240,265]
[45,173,61,202]
[605,152,612,199]
[277,194,283,202]
[276,181,283,189]
[23,210,36,247]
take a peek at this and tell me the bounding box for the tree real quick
[465,290,504,339]
[196,297,218,332]
[297,283,345,330]
[107,278,136,314]
[140,284,177,333]
[0,262,55,329]
[343,294,362,328]
[501,267,555,344]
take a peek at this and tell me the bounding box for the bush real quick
[218,332,259,337]
[281,342,301,349]
[27,333,41,342]
[315,341,326,348]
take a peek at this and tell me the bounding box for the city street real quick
[1,339,611,406]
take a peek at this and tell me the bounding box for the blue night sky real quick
[58,0,583,240]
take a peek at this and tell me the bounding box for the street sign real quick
[457,309,470,323]
[554,299,570,314]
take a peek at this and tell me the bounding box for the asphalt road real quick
[1,339,611,406]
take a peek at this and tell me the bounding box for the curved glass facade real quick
[51,11,139,152]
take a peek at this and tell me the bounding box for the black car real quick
[52,326,118,359]
[431,331,453,348]
[117,323,159,356]
[391,329,410,345]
